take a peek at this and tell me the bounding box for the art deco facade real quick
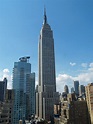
[13,57,35,124]
[36,9,59,122]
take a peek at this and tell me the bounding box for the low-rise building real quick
[60,93,89,124]
[0,89,14,124]
[86,83,93,124]
[54,103,61,124]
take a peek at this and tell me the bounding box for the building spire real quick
[44,6,47,24]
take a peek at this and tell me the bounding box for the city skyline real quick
[0,0,93,93]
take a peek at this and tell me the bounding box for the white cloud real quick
[3,69,9,73]
[81,63,88,68]
[88,62,93,71]
[1,62,93,94]
[88,68,93,71]
[70,62,76,66]
[89,63,93,68]
[56,74,73,93]
[35,80,38,86]
[75,72,93,84]
[56,65,93,93]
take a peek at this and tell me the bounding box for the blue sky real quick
[0,0,93,93]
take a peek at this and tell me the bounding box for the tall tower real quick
[74,80,79,96]
[0,78,7,102]
[64,85,69,94]
[79,85,85,96]
[13,57,35,124]
[36,9,59,122]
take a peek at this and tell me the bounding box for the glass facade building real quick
[74,80,79,96]
[13,57,35,124]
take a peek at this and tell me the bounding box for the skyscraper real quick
[0,78,7,102]
[71,87,74,93]
[74,80,79,96]
[13,57,35,124]
[64,85,69,94]
[79,85,85,96]
[36,9,59,122]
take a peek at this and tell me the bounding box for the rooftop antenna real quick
[43,5,47,24]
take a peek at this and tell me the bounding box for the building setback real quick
[36,9,59,122]
[13,57,35,124]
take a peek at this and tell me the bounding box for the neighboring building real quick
[36,9,59,122]
[26,72,35,119]
[61,92,67,101]
[0,89,14,124]
[64,85,69,94]
[59,93,89,124]
[0,78,7,102]
[71,87,74,93]
[35,85,38,93]
[13,57,35,124]
[79,85,85,96]
[86,83,93,124]
[54,104,61,116]
[25,118,47,124]
[54,103,61,124]
[19,120,22,124]
[74,80,79,96]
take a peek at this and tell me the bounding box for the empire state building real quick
[36,9,59,122]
